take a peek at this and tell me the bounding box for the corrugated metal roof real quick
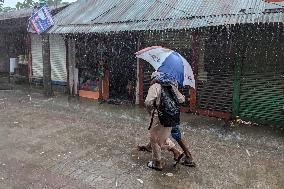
[0,4,67,21]
[49,0,284,33]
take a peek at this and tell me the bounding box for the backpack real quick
[157,85,180,127]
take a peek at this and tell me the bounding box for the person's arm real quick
[172,86,185,104]
[144,84,159,114]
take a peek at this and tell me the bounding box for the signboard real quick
[28,5,54,34]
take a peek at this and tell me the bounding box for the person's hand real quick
[145,107,152,115]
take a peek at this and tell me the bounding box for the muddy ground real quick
[0,85,283,189]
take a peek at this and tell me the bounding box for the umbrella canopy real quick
[135,46,195,88]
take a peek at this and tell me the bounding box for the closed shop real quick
[196,30,234,119]
[31,34,67,83]
[238,26,284,126]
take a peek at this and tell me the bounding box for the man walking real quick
[144,71,185,170]
[140,72,196,168]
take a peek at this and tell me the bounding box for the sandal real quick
[137,145,152,153]
[147,161,163,171]
[174,153,197,167]
[173,153,186,167]
[181,158,196,167]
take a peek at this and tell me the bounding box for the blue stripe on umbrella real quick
[157,52,184,85]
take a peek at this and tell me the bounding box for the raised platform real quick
[79,90,100,100]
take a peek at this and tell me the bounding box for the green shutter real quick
[239,72,284,126]
[238,26,284,127]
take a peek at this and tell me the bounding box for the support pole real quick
[139,61,144,106]
[232,32,244,117]
[190,33,200,112]
[67,37,76,95]
[42,34,53,96]
[232,60,241,116]
[135,37,140,105]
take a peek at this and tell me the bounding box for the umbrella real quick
[135,46,195,88]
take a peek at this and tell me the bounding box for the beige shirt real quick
[145,83,185,113]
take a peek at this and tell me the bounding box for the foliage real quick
[15,0,36,10]
[0,0,70,12]
[47,0,63,6]
[15,0,68,10]
[0,2,16,12]
[0,2,3,11]
[2,6,16,12]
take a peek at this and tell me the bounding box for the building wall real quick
[0,33,9,72]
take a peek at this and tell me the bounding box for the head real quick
[151,71,159,80]
[98,60,104,65]
[151,71,178,87]
[150,71,160,85]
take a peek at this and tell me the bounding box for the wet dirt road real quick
[0,89,283,189]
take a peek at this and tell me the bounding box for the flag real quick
[27,7,38,32]
[28,5,54,34]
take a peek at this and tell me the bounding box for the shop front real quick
[235,24,284,126]
[74,33,137,102]
[78,58,109,100]
[31,33,67,85]
[0,31,30,82]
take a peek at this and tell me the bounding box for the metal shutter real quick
[49,34,67,82]
[239,72,284,125]
[31,34,43,78]
[239,29,284,126]
[197,32,234,115]
[31,34,67,83]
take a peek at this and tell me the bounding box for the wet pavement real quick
[0,87,283,189]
